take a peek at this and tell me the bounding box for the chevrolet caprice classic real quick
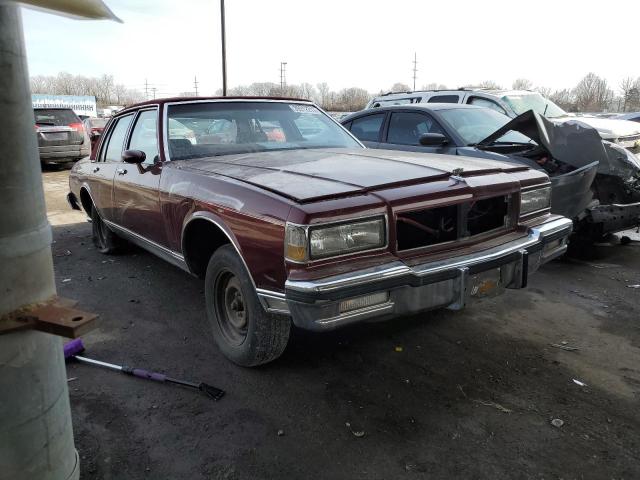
[67,97,573,366]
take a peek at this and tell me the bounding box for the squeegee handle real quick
[121,366,167,382]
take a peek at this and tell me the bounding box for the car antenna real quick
[543,103,549,116]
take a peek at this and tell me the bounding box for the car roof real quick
[120,95,312,113]
[342,103,484,121]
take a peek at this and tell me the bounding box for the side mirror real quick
[122,149,146,164]
[419,133,448,146]
[90,131,101,140]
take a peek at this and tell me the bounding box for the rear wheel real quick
[205,245,291,366]
[91,207,123,254]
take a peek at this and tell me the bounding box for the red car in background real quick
[83,117,109,157]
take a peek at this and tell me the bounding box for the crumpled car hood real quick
[181,148,527,202]
[554,116,640,138]
[478,110,610,169]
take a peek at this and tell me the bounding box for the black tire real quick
[204,244,291,366]
[91,206,122,254]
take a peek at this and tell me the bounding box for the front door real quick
[112,108,166,246]
[378,111,458,155]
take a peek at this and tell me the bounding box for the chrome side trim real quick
[285,217,573,296]
[103,219,189,272]
[180,212,256,282]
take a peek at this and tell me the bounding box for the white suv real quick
[366,89,640,153]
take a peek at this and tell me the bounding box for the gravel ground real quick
[44,170,640,479]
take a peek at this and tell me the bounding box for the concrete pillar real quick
[0,4,79,480]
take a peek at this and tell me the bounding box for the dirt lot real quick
[44,169,640,479]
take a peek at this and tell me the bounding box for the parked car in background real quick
[83,117,109,157]
[67,97,572,366]
[342,104,640,251]
[615,112,640,123]
[366,89,640,154]
[34,107,90,167]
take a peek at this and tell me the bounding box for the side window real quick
[102,114,133,162]
[468,97,507,114]
[128,110,159,164]
[427,95,460,104]
[349,114,385,142]
[387,112,445,146]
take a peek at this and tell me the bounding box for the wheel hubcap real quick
[215,272,248,345]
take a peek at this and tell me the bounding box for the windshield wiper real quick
[543,103,549,116]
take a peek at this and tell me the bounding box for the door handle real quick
[116,168,127,175]
[92,166,100,173]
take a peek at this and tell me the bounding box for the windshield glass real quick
[438,108,535,145]
[166,101,360,160]
[501,93,566,119]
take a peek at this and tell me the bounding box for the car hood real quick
[478,110,609,169]
[552,116,640,138]
[181,148,527,202]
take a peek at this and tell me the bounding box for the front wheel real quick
[204,245,291,366]
[91,207,123,254]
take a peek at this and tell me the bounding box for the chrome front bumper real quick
[267,217,573,331]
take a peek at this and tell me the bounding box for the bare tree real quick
[421,82,448,90]
[316,82,331,109]
[479,80,502,89]
[573,73,613,112]
[620,77,640,112]
[549,89,575,111]
[390,82,411,92]
[512,78,533,90]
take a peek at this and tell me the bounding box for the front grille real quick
[396,195,510,251]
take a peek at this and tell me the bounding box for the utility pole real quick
[220,0,227,96]
[151,87,157,99]
[193,76,199,96]
[412,52,417,91]
[0,3,115,479]
[280,61,287,93]
[144,78,149,99]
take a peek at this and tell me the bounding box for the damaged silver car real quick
[341,104,640,252]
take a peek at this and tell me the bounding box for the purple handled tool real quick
[63,338,224,401]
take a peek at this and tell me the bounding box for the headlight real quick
[285,217,386,262]
[520,186,551,216]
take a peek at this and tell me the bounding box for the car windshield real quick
[501,93,567,119]
[34,108,80,126]
[166,101,361,160]
[438,108,535,145]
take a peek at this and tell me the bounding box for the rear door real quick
[89,113,135,221]
[378,110,458,155]
[112,107,166,246]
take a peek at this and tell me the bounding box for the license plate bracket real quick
[469,268,503,298]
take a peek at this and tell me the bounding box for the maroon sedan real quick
[67,97,572,366]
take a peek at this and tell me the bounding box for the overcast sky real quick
[22,0,640,96]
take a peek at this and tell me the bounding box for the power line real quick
[280,61,287,92]
[412,52,417,91]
